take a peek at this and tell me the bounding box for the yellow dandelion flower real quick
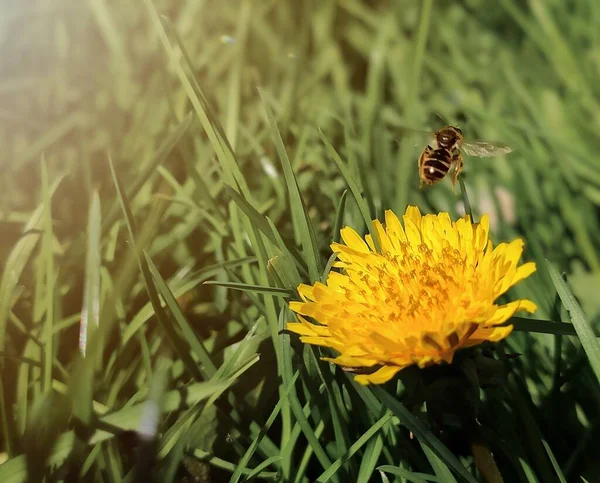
[287,206,537,385]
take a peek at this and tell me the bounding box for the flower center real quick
[339,242,474,339]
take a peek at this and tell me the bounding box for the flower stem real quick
[472,439,504,483]
[458,177,474,222]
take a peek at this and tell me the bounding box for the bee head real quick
[436,127,461,149]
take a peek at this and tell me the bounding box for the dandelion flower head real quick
[288,206,536,384]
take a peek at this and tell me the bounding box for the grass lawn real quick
[1,0,600,481]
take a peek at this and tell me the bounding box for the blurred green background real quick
[1,0,600,481]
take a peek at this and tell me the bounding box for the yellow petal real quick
[439,349,456,364]
[287,318,331,337]
[511,262,537,285]
[437,212,458,249]
[297,284,315,302]
[354,365,404,385]
[475,214,490,252]
[340,227,371,253]
[323,354,379,367]
[483,299,537,326]
[373,219,394,253]
[298,336,341,347]
[504,238,525,263]
[404,206,423,228]
[313,282,342,302]
[403,217,422,247]
[285,322,313,335]
[288,301,306,314]
[384,209,407,247]
[465,325,513,346]
[330,242,371,260]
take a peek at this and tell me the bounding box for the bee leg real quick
[451,153,463,187]
[451,166,459,189]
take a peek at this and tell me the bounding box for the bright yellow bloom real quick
[288,206,537,385]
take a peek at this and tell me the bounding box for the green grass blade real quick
[372,387,477,483]
[547,261,600,384]
[224,0,252,150]
[0,378,233,483]
[507,375,556,483]
[260,90,322,281]
[108,154,203,380]
[541,440,566,483]
[40,157,55,393]
[102,112,193,233]
[316,412,393,482]
[420,442,457,483]
[22,392,70,482]
[377,465,436,483]
[393,0,433,210]
[132,356,170,481]
[458,177,474,221]
[332,189,348,244]
[79,191,102,357]
[357,433,384,483]
[223,184,305,276]
[186,448,279,481]
[242,455,283,481]
[302,347,352,464]
[143,4,249,197]
[222,184,278,245]
[121,257,257,345]
[18,113,85,168]
[202,280,292,297]
[145,255,217,377]
[510,317,584,337]
[319,129,381,252]
[281,319,334,479]
[230,371,299,483]
[67,358,96,479]
[266,217,305,283]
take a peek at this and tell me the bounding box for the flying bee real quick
[418,126,512,187]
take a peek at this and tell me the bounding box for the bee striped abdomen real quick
[419,148,453,185]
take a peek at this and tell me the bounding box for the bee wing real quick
[389,128,434,149]
[410,130,436,148]
[461,141,512,158]
[380,112,434,147]
[389,126,436,149]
